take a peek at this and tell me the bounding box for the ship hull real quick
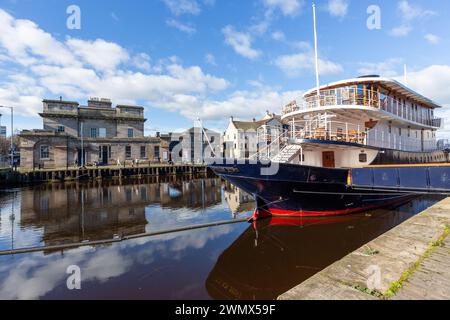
[210,161,416,219]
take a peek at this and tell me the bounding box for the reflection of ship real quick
[205,196,442,300]
[223,181,255,215]
[19,175,222,246]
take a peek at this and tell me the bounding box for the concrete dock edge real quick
[278,197,450,300]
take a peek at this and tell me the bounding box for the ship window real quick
[359,153,368,163]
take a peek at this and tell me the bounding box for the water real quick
[0,175,443,300]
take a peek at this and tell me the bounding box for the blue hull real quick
[209,161,416,217]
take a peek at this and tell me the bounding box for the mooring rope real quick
[0,217,252,256]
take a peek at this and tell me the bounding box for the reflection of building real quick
[19,98,160,169]
[19,177,222,246]
[223,182,255,214]
[0,127,6,139]
[223,112,283,159]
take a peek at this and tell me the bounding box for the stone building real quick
[19,98,161,169]
[170,127,222,164]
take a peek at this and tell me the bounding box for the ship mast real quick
[312,3,321,102]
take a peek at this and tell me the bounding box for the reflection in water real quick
[3,175,224,249]
[206,196,443,300]
[0,178,443,300]
[223,181,254,217]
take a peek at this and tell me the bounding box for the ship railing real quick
[282,87,441,128]
[290,120,367,145]
[249,130,291,161]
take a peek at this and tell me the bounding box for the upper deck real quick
[282,77,443,129]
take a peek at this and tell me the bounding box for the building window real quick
[57,126,65,133]
[154,146,160,159]
[128,128,134,138]
[99,128,106,138]
[125,146,132,159]
[140,146,146,159]
[40,145,50,160]
[90,128,97,138]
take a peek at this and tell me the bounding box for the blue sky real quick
[0,0,450,136]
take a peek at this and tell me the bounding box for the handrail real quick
[249,130,290,160]
[282,87,442,128]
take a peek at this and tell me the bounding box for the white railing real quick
[250,130,290,161]
[282,87,442,128]
[290,120,367,145]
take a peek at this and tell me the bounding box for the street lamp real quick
[0,105,14,169]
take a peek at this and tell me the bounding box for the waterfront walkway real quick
[278,198,450,300]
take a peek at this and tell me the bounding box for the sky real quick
[0,0,450,137]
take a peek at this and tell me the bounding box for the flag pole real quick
[312,3,321,102]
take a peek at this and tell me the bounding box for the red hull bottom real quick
[252,195,416,221]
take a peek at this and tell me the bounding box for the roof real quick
[116,105,144,109]
[303,77,442,109]
[231,116,281,131]
[43,99,79,105]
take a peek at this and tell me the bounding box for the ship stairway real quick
[271,144,302,163]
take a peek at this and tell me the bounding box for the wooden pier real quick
[0,164,209,186]
[278,197,450,300]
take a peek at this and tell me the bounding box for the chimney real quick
[230,116,234,122]
[59,96,62,101]
[156,132,160,138]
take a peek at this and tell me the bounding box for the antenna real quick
[404,64,408,86]
[312,3,321,100]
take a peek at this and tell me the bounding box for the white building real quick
[223,112,283,159]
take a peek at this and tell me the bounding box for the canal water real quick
[0,175,443,300]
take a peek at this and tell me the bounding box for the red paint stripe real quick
[253,195,416,220]
[266,205,378,217]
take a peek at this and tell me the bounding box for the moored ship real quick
[209,76,447,218]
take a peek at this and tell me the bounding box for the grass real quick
[384,224,450,298]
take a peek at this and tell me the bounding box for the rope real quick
[0,217,252,256]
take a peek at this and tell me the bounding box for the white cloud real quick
[205,53,217,66]
[424,33,440,45]
[326,0,349,18]
[162,0,201,16]
[390,0,436,37]
[166,19,196,34]
[0,10,78,67]
[389,25,413,37]
[195,88,304,120]
[263,0,304,17]
[271,31,286,41]
[358,58,403,78]
[391,65,450,138]
[0,9,231,120]
[66,38,130,72]
[274,51,343,77]
[132,53,152,72]
[222,25,262,60]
